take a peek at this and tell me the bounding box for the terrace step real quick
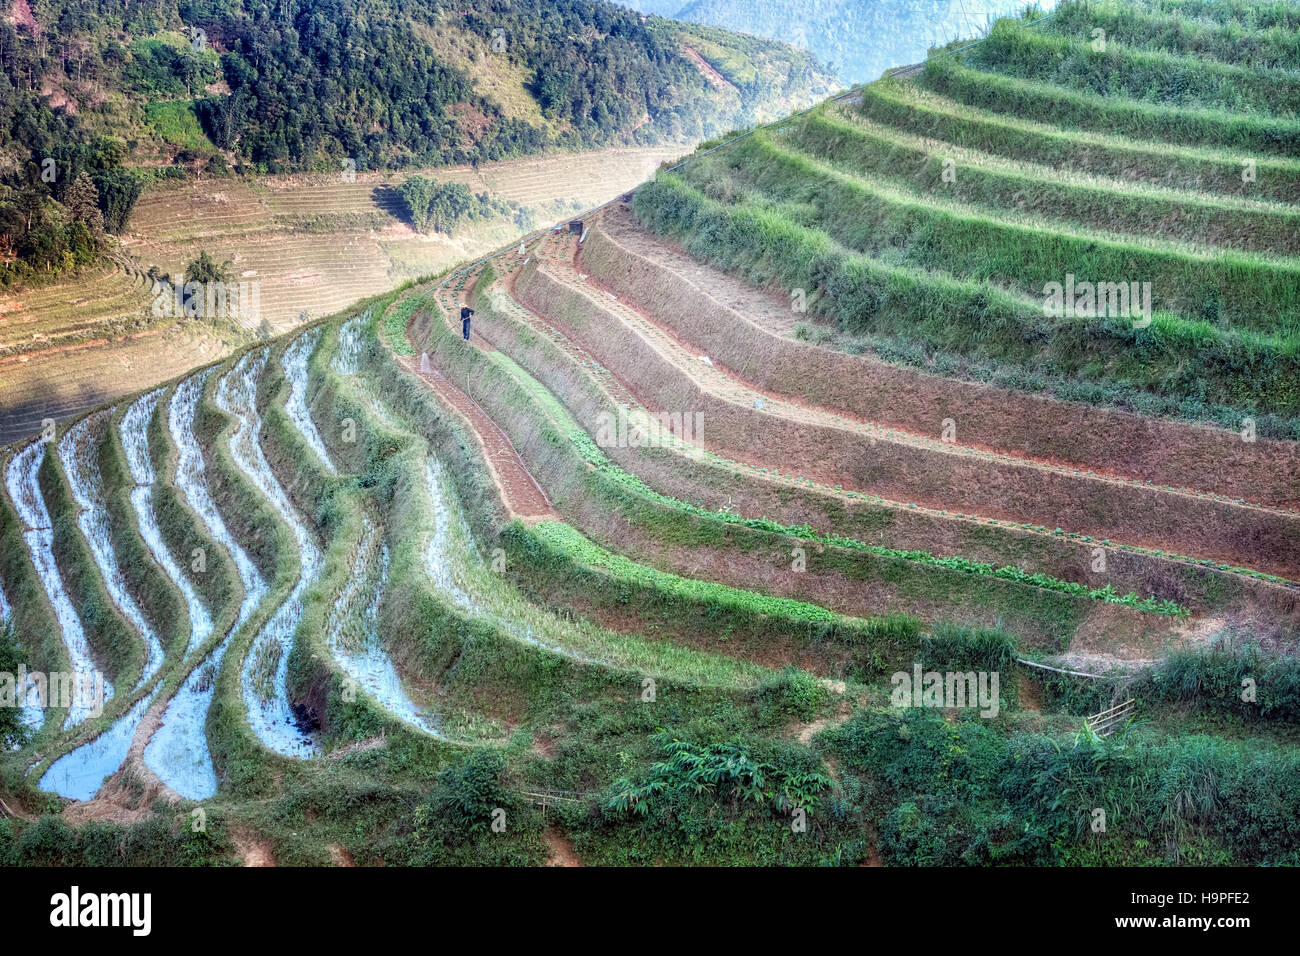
[586,204,1300,511]
[517,232,1300,581]
[446,253,1300,623]
[395,350,555,522]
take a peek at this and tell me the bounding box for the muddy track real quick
[396,352,555,522]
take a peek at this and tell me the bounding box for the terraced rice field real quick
[0,310,237,448]
[2,1,1299,868]
[121,146,686,334]
[0,147,684,449]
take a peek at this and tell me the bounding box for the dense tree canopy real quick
[0,0,831,285]
[398,177,510,235]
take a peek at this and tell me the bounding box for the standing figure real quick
[460,305,475,341]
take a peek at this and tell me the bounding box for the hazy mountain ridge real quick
[620,0,1052,81]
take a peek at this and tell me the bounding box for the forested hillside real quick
[0,0,834,286]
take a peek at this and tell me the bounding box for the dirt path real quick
[680,45,740,95]
[396,349,555,521]
[543,828,583,867]
[328,845,356,866]
[232,827,276,867]
[1019,677,1044,713]
[59,697,188,826]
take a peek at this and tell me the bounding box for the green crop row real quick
[1049,0,1300,69]
[682,130,1300,337]
[382,295,420,356]
[965,16,1300,116]
[533,519,836,623]
[855,81,1300,204]
[1131,0,1300,32]
[920,54,1300,154]
[631,171,1300,433]
[501,355,1187,617]
[789,109,1300,256]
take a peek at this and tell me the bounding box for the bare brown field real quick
[461,247,1300,633]
[584,204,1300,510]
[0,320,231,445]
[122,146,685,333]
[512,232,1300,581]
[0,145,685,445]
[0,263,155,357]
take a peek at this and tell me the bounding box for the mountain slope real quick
[3,0,1300,870]
[0,0,835,287]
[620,0,1049,82]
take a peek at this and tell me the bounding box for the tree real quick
[185,249,231,286]
[398,176,507,235]
[93,168,143,233]
[182,250,233,317]
[63,171,104,234]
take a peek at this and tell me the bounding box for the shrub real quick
[420,750,511,836]
[758,668,827,723]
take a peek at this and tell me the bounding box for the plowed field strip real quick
[395,350,554,521]
[536,232,1298,533]
[586,204,1300,511]
[447,259,1299,597]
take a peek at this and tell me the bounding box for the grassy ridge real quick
[632,172,1300,433]
[965,16,1300,115]
[1131,0,1300,32]
[920,54,1300,153]
[1048,0,1300,69]
[682,130,1300,337]
[856,81,1300,203]
[470,320,1152,642]
[790,109,1300,254]
[522,383,1187,619]
[516,518,921,675]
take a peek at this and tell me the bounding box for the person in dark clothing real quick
[460,305,474,341]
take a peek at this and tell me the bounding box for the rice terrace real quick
[0,0,1298,902]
